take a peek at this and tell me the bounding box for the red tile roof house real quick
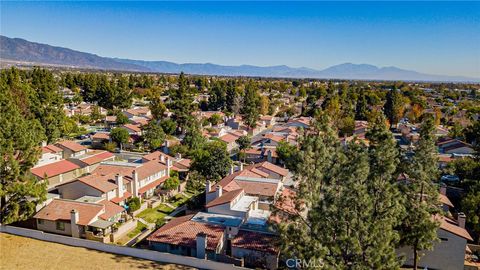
[142,151,191,180]
[122,124,143,136]
[34,198,125,243]
[68,150,115,173]
[396,183,473,270]
[437,138,475,155]
[147,213,280,270]
[91,132,111,148]
[56,173,133,206]
[147,214,226,260]
[59,159,171,201]
[31,160,83,190]
[35,144,64,167]
[123,107,151,119]
[54,140,88,159]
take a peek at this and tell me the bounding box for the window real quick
[56,221,65,231]
[38,219,44,225]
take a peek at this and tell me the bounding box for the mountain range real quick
[1,35,478,82]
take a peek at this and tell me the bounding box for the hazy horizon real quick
[1,1,479,78]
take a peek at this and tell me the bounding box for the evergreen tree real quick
[143,121,166,150]
[30,68,65,143]
[148,89,167,120]
[383,88,405,127]
[110,127,130,150]
[168,72,195,133]
[225,80,239,113]
[355,91,368,120]
[191,140,232,181]
[398,116,440,270]
[277,114,404,269]
[208,81,226,111]
[242,81,260,128]
[0,74,47,224]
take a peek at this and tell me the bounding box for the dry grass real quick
[0,233,193,270]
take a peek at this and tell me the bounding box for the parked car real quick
[441,175,460,182]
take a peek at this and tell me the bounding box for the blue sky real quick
[1,1,479,77]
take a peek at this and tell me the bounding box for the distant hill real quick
[0,36,149,72]
[1,35,478,82]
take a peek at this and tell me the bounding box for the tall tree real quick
[242,81,260,129]
[398,116,440,270]
[148,89,167,120]
[30,68,65,143]
[0,73,47,223]
[355,91,368,120]
[143,121,166,150]
[208,81,226,111]
[191,140,232,181]
[168,72,195,132]
[277,114,404,269]
[383,88,405,127]
[225,80,239,114]
[110,127,130,151]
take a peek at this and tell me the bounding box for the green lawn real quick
[168,194,190,207]
[116,222,147,245]
[136,204,174,224]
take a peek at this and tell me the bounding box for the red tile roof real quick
[110,191,132,204]
[142,151,173,162]
[123,124,142,133]
[77,174,118,193]
[42,144,63,154]
[31,160,80,179]
[34,199,103,226]
[439,194,454,208]
[205,189,243,208]
[93,164,135,179]
[55,140,87,152]
[99,200,125,220]
[79,151,115,165]
[255,161,289,177]
[436,215,473,241]
[137,161,168,181]
[138,176,169,194]
[219,133,241,143]
[92,133,110,140]
[147,215,225,251]
[235,180,279,197]
[232,230,279,254]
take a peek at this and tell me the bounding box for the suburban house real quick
[91,132,111,148]
[142,151,191,180]
[31,159,83,190]
[286,117,311,129]
[437,138,475,155]
[36,144,64,167]
[397,214,472,270]
[68,150,115,173]
[56,173,132,206]
[34,198,129,243]
[122,124,143,136]
[146,161,288,269]
[123,107,151,119]
[397,184,473,269]
[55,140,88,159]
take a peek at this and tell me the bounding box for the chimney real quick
[215,185,223,198]
[229,164,235,175]
[240,163,244,171]
[267,150,272,163]
[132,170,139,197]
[160,154,165,163]
[457,212,466,228]
[439,183,446,196]
[166,157,172,176]
[41,141,47,147]
[70,209,80,238]
[196,233,208,259]
[206,180,212,193]
[176,153,182,160]
[115,174,124,199]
